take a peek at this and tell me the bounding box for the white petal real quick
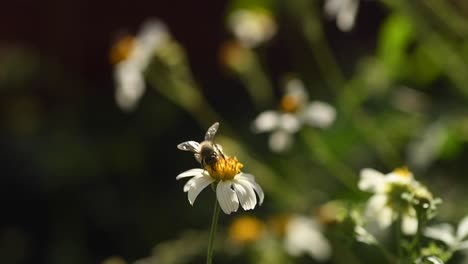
[424,223,456,247]
[457,215,468,240]
[324,0,344,18]
[216,181,239,214]
[376,207,393,229]
[302,101,336,128]
[187,174,215,205]
[425,256,444,264]
[354,226,377,245]
[114,62,145,111]
[177,141,200,152]
[137,19,169,52]
[366,194,387,216]
[176,168,205,180]
[227,9,276,48]
[232,180,257,210]
[284,216,331,261]
[358,168,386,193]
[336,0,359,32]
[366,194,392,229]
[285,79,308,103]
[183,173,209,192]
[269,130,293,153]
[402,214,418,235]
[278,113,301,133]
[456,240,468,251]
[237,174,264,205]
[252,110,280,133]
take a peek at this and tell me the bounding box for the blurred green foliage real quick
[2,0,468,263]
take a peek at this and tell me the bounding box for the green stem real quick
[206,195,221,264]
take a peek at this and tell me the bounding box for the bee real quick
[178,122,226,170]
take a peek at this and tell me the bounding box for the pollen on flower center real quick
[110,35,136,65]
[393,167,412,178]
[205,156,243,181]
[279,95,301,113]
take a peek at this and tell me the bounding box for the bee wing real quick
[177,141,200,153]
[204,122,219,141]
[215,144,226,157]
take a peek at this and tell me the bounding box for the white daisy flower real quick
[324,0,360,32]
[177,122,264,214]
[252,78,336,152]
[111,19,170,111]
[424,215,468,252]
[284,215,332,261]
[358,167,428,235]
[227,8,277,48]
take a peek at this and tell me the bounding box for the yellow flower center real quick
[393,166,412,178]
[110,35,136,65]
[228,216,264,245]
[205,156,243,181]
[279,95,300,113]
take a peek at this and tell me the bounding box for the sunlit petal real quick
[269,130,293,153]
[279,114,301,133]
[285,216,331,261]
[425,256,444,264]
[285,78,308,103]
[424,223,456,247]
[402,214,418,235]
[457,215,468,240]
[114,62,145,111]
[176,168,205,180]
[456,240,468,251]
[358,168,386,193]
[187,175,215,205]
[302,101,336,128]
[216,181,239,214]
[237,174,264,205]
[233,180,257,210]
[376,207,393,229]
[336,0,359,32]
[252,110,280,133]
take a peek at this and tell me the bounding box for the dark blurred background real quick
[0,0,388,263]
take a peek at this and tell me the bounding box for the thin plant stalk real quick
[206,194,221,264]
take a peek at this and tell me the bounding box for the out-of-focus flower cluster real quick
[105,0,468,263]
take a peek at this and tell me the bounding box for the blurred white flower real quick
[227,8,276,48]
[252,79,336,152]
[177,123,264,214]
[284,215,331,261]
[324,0,360,32]
[112,19,170,111]
[359,167,424,235]
[354,225,377,245]
[424,215,468,252]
